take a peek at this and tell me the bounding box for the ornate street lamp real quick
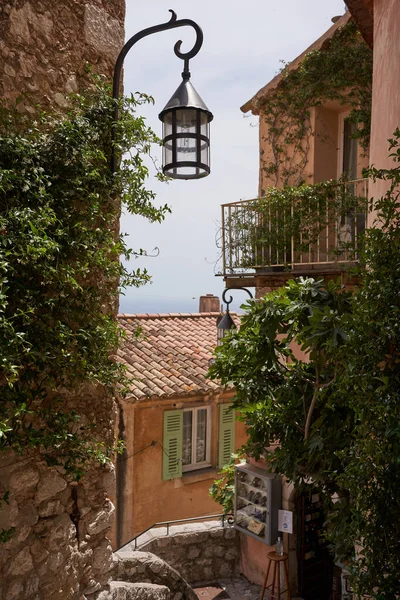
[217,287,254,345]
[159,68,213,180]
[111,10,213,178]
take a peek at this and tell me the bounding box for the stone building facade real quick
[0,0,124,110]
[113,309,246,550]
[0,1,125,599]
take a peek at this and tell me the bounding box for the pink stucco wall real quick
[369,0,400,201]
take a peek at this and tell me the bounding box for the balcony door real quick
[339,114,358,180]
[337,113,365,253]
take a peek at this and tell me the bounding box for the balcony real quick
[219,178,369,289]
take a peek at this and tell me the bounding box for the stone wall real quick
[0,452,116,599]
[123,523,240,584]
[0,0,124,111]
[0,1,125,599]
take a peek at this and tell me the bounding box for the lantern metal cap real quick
[158,76,213,122]
[217,311,236,333]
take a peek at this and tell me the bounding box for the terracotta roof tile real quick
[117,313,239,401]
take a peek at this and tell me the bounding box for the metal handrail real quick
[116,513,234,552]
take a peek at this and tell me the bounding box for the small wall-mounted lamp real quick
[217,287,254,345]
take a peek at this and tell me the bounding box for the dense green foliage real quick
[260,20,372,187]
[209,453,244,515]
[210,134,400,597]
[211,277,353,482]
[330,134,400,596]
[0,81,168,476]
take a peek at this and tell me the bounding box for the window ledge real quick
[174,467,219,487]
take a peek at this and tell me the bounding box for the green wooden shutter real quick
[162,409,183,481]
[218,403,235,468]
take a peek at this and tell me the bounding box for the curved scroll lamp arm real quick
[222,286,254,309]
[217,287,254,344]
[110,10,203,173]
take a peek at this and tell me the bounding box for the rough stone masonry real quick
[0,1,125,599]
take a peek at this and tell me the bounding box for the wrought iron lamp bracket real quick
[222,286,254,311]
[111,9,203,172]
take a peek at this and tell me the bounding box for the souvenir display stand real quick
[233,463,281,545]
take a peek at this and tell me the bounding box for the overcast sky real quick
[119,0,346,315]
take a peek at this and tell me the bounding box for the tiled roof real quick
[117,313,239,401]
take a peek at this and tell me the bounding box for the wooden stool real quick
[260,551,290,600]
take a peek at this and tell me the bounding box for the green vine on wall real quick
[258,20,373,188]
[0,79,169,478]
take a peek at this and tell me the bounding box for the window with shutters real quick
[218,403,235,468]
[182,406,211,472]
[162,403,235,480]
[163,409,183,481]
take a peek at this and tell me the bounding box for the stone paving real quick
[215,577,262,600]
[194,578,304,600]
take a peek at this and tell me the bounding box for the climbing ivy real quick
[209,453,245,515]
[327,132,400,597]
[258,20,372,187]
[0,80,169,477]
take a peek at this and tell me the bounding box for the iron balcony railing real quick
[220,178,369,276]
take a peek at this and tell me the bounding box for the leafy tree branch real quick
[210,132,400,597]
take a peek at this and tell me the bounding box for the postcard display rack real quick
[234,464,281,545]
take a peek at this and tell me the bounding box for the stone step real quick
[112,550,197,600]
[109,581,170,600]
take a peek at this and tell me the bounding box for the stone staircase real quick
[99,521,240,600]
[107,550,197,600]
[109,581,170,599]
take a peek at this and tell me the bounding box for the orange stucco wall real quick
[112,392,247,549]
[258,113,313,192]
[259,100,368,196]
[369,0,400,203]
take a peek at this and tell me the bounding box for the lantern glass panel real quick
[200,117,209,136]
[162,111,173,170]
[176,109,197,170]
[163,113,173,138]
[201,142,209,167]
[161,108,211,179]
[176,108,197,135]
